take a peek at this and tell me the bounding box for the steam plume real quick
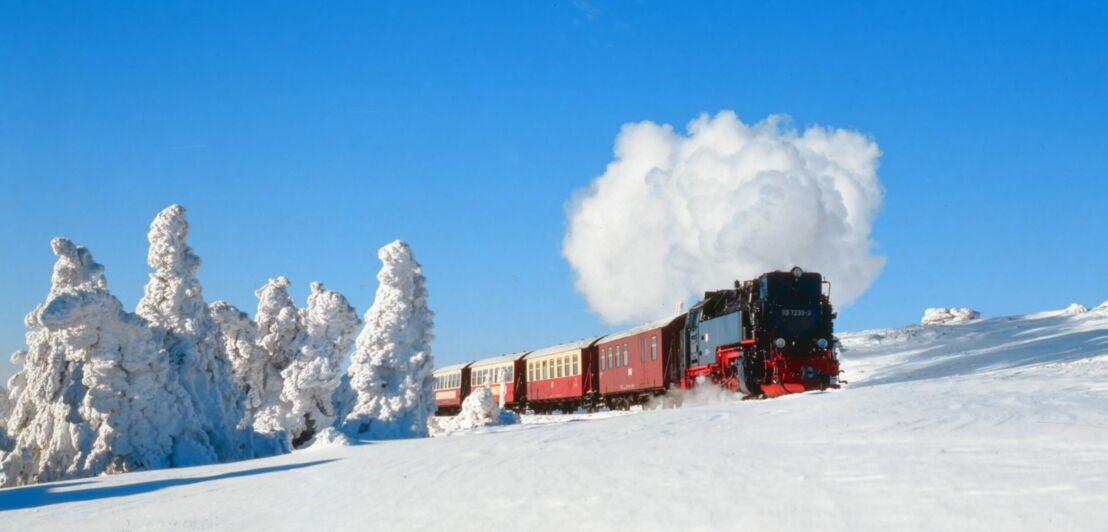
[563,111,884,324]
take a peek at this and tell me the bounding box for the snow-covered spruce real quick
[0,385,11,453]
[280,282,360,447]
[136,205,257,461]
[343,241,435,439]
[921,307,981,325]
[251,276,304,435]
[209,301,274,430]
[1,239,216,487]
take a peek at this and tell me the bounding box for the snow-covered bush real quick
[1063,303,1088,315]
[281,282,360,447]
[343,241,435,439]
[136,205,253,461]
[432,387,519,436]
[921,307,981,325]
[1,239,218,487]
[453,387,500,430]
[303,427,352,450]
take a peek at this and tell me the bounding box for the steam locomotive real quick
[679,267,839,398]
[432,268,840,414]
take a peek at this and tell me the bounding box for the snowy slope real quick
[2,306,1107,531]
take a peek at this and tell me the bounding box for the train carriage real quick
[597,314,686,408]
[524,336,602,412]
[432,362,470,415]
[468,352,528,408]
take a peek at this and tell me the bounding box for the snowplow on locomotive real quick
[431,268,841,414]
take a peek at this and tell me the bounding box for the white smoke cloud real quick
[563,111,885,324]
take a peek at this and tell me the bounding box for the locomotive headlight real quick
[774,338,786,349]
[791,267,804,278]
[817,338,829,349]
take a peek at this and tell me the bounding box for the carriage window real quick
[600,352,606,370]
[541,361,547,379]
[641,338,646,362]
[651,335,657,360]
[623,343,629,366]
[572,356,579,375]
[608,348,614,369]
[615,346,621,368]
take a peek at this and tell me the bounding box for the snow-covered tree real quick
[136,205,250,461]
[343,240,435,439]
[280,282,360,447]
[1,239,216,487]
[210,301,273,429]
[0,384,11,453]
[251,276,304,434]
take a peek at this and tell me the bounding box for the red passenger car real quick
[432,362,471,415]
[597,314,686,408]
[524,337,602,412]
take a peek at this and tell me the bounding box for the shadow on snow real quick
[0,459,337,512]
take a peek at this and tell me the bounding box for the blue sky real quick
[1,1,1106,381]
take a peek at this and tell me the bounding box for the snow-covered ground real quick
[2,305,1107,531]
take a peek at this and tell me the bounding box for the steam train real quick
[432,268,840,414]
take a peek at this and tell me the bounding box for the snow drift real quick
[921,307,981,325]
[563,111,884,324]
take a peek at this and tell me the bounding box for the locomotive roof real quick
[432,362,470,374]
[598,314,684,344]
[469,351,529,367]
[527,336,604,358]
